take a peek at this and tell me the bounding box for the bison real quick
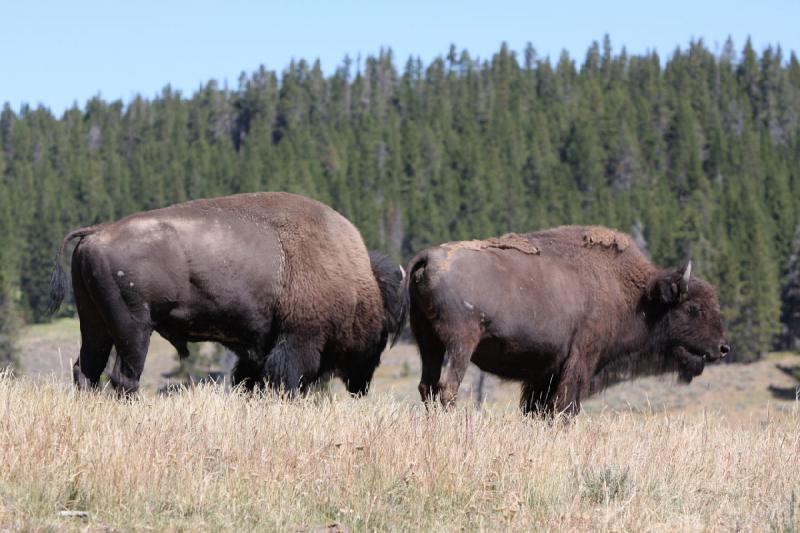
[48,192,407,395]
[406,226,729,416]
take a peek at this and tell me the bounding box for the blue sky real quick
[3,0,799,115]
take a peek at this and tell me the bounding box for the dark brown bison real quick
[406,226,729,416]
[48,192,407,395]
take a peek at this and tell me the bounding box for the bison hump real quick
[443,233,540,256]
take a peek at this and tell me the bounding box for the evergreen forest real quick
[1,37,800,363]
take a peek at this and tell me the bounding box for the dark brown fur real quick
[48,192,406,395]
[406,226,729,416]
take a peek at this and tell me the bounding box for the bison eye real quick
[687,304,701,317]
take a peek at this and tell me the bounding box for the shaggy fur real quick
[368,251,409,348]
[406,225,729,416]
[48,192,406,395]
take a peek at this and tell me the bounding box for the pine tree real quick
[0,267,17,371]
[727,177,783,360]
[0,40,799,362]
[780,225,800,351]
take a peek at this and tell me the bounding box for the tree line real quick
[1,36,799,365]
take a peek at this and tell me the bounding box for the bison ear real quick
[649,261,691,307]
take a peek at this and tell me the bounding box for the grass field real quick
[2,320,799,531]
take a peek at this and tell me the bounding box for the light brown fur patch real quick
[442,233,540,256]
[582,226,632,252]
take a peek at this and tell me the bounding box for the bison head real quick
[334,333,388,396]
[337,349,380,396]
[645,262,730,382]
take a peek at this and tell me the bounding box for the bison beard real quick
[47,192,407,396]
[406,226,729,416]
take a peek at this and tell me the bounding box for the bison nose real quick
[719,344,730,357]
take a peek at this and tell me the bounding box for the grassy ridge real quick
[0,374,798,531]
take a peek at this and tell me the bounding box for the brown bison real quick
[48,192,407,395]
[406,226,729,416]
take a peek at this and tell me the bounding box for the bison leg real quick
[263,334,322,396]
[74,331,113,390]
[437,335,479,408]
[72,267,114,389]
[231,355,264,392]
[550,355,590,417]
[101,306,152,396]
[72,250,152,395]
[411,312,446,404]
[520,376,558,417]
[108,326,151,395]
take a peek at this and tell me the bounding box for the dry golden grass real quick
[0,371,799,532]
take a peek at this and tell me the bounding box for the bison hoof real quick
[438,387,457,408]
[418,382,438,404]
[72,365,99,391]
[109,375,140,397]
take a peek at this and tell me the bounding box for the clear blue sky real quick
[3,0,799,115]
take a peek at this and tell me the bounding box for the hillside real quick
[2,39,800,360]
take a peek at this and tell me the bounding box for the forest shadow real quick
[768,364,800,401]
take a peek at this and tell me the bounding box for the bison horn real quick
[399,264,406,280]
[683,260,692,283]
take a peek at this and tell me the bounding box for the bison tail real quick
[368,251,409,347]
[47,225,104,315]
[403,249,431,322]
[403,249,429,301]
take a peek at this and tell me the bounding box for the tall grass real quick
[0,372,798,531]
